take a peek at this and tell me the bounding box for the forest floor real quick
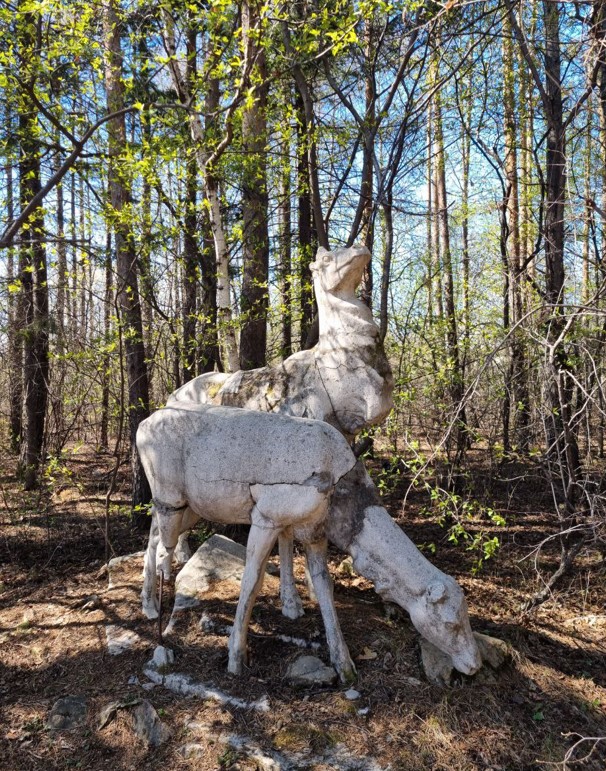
[0,442,605,771]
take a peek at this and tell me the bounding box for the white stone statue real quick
[165,244,394,618]
[137,403,358,682]
[138,403,481,677]
[168,244,393,437]
[325,461,481,675]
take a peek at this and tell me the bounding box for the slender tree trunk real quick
[434,71,467,454]
[239,0,270,370]
[17,6,49,489]
[279,128,293,358]
[379,194,393,343]
[7,144,23,453]
[104,0,151,520]
[163,11,239,371]
[100,230,112,453]
[182,26,201,383]
[296,91,315,347]
[359,18,375,308]
[503,14,530,452]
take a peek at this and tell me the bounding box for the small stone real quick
[105,625,141,656]
[132,700,172,747]
[128,675,140,686]
[81,595,101,611]
[107,551,145,588]
[419,638,454,686]
[337,556,355,576]
[473,632,510,670]
[142,682,157,691]
[45,696,87,731]
[150,645,174,670]
[344,688,361,700]
[286,655,337,685]
[357,707,370,716]
[404,676,422,687]
[179,743,206,759]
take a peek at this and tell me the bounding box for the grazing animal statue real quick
[137,405,481,679]
[164,244,393,618]
[326,461,482,675]
[137,403,357,681]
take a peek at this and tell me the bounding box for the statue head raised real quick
[310,244,370,296]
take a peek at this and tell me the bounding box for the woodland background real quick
[1,2,606,768]
[2,0,605,593]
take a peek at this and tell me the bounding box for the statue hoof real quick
[227,652,245,676]
[336,659,357,685]
[281,600,305,620]
[142,602,159,620]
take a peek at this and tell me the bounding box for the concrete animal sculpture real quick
[325,461,482,675]
[164,244,394,618]
[139,410,481,675]
[168,244,393,437]
[137,403,357,681]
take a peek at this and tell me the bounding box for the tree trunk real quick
[104,0,151,521]
[6,139,23,453]
[359,18,375,308]
[239,0,270,370]
[434,73,467,455]
[503,13,530,452]
[279,127,293,358]
[296,90,316,348]
[17,6,49,489]
[182,26,201,383]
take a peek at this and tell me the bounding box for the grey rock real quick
[105,625,140,656]
[132,700,172,747]
[150,645,174,670]
[344,688,361,700]
[473,632,509,670]
[107,551,144,588]
[45,696,87,731]
[179,743,206,759]
[286,655,337,685]
[173,535,248,612]
[97,699,141,731]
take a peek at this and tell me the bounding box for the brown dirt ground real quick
[0,445,605,771]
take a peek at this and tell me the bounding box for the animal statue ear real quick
[426,581,447,604]
[316,246,329,258]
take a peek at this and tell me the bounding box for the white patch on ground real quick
[105,625,141,655]
[142,667,270,713]
[199,613,321,650]
[181,720,386,771]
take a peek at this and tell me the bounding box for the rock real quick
[107,551,145,588]
[105,625,141,655]
[179,743,206,759]
[337,556,355,576]
[97,699,141,730]
[404,676,422,687]
[165,536,249,632]
[286,655,337,685]
[150,645,175,670]
[45,696,87,731]
[344,688,361,700]
[473,632,509,670]
[132,700,172,747]
[420,638,454,686]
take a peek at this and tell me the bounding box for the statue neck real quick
[316,289,378,346]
